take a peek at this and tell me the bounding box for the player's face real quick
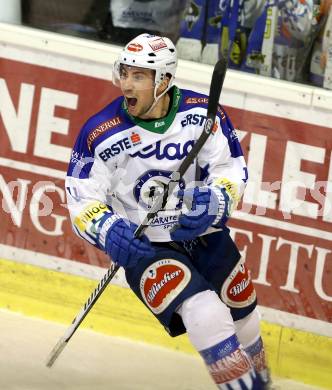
[119,65,155,117]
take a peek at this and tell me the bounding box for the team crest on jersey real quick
[140,259,191,314]
[70,150,85,168]
[134,169,185,211]
[220,259,256,308]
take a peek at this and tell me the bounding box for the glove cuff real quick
[98,213,122,249]
[210,186,230,227]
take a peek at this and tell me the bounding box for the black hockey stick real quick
[46,57,227,368]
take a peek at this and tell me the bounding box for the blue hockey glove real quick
[170,186,230,242]
[99,215,155,269]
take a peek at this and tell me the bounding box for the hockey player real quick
[65,33,269,389]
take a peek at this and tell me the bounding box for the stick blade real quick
[46,337,68,368]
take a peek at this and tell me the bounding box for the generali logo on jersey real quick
[185,97,209,104]
[149,38,167,51]
[140,259,191,314]
[184,97,226,122]
[87,117,122,151]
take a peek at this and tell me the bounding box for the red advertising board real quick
[0,58,331,323]
[0,58,120,267]
[226,107,332,322]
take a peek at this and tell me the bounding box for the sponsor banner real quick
[0,57,119,267]
[0,51,331,325]
[225,106,332,323]
[0,164,109,267]
[229,219,332,323]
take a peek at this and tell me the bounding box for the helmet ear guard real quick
[155,67,171,86]
[112,60,121,88]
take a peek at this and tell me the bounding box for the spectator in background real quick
[175,0,209,62]
[177,1,322,85]
[22,0,110,40]
[176,0,266,66]
[309,0,332,89]
[269,0,318,82]
[0,0,21,24]
[100,0,188,44]
[21,0,187,47]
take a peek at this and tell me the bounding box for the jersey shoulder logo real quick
[87,116,122,151]
[185,97,208,105]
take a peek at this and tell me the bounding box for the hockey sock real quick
[200,334,261,389]
[234,309,270,385]
[177,290,261,389]
[245,336,270,385]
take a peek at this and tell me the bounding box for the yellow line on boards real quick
[0,258,331,389]
[0,257,193,353]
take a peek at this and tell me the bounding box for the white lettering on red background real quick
[221,259,256,308]
[230,227,332,308]
[140,259,191,314]
[0,78,77,162]
[1,175,66,236]
[209,348,252,384]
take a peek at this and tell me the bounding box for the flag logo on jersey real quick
[220,259,256,308]
[140,259,191,314]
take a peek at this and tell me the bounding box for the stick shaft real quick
[134,116,215,237]
[135,57,227,237]
[46,264,119,367]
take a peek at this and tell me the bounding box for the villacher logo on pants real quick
[140,259,191,314]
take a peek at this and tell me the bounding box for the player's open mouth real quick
[126,97,137,107]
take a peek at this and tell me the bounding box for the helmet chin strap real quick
[141,82,171,118]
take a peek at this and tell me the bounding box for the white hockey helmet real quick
[113,33,177,99]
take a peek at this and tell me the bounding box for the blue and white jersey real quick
[65,86,248,244]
